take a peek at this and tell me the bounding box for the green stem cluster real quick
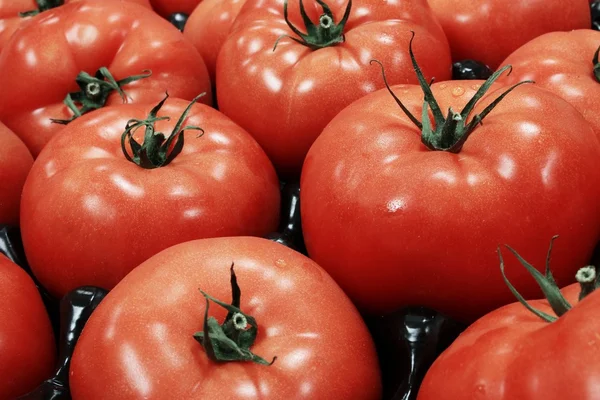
[20,0,65,17]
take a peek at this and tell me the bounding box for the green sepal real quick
[273,0,351,51]
[51,67,152,125]
[19,0,64,17]
[371,31,533,153]
[193,264,277,366]
[120,92,206,169]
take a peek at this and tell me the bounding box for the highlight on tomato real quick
[418,237,600,400]
[0,254,55,400]
[501,29,600,137]
[427,0,590,69]
[0,0,211,157]
[70,236,382,400]
[217,0,452,178]
[20,94,280,298]
[301,34,600,322]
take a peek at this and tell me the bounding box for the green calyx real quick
[371,31,533,153]
[593,46,600,83]
[498,235,600,323]
[121,93,206,169]
[273,0,352,51]
[19,0,64,17]
[51,67,152,125]
[193,263,277,366]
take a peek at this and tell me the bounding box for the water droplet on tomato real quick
[439,84,447,90]
[452,87,465,97]
[471,84,481,90]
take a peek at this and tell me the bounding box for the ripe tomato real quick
[217,0,451,178]
[428,0,590,70]
[70,236,381,399]
[501,29,600,137]
[418,241,600,400]
[0,0,211,157]
[0,122,32,226]
[301,54,600,322]
[0,254,55,400]
[21,96,280,298]
[184,0,247,84]
[0,0,151,54]
[149,0,200,17]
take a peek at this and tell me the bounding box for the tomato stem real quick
[120,93,206,169]
[592,46,600,83]
[50,67,152,125]
[371,32,533,153]
[273,0,352,51]
[193,263,277,366]
[576,266,599,301]
[19,0,65,17]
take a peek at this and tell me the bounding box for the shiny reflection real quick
[110,173,145,197]
[104,306,122,339]
[266,326,281,337]
[44,160,57,178]
[219,12,231,22]
[359,48,372,64]
[152,322,184,367]
[387,198,406,213]
[183,208,202,219]
[340,57,360,71]
[541,151,558,186]
[432,170,457,184]
[283,50,299,64]
[519,121,541,138]
[497,154,515,179]
[297,79,314,94]
[65,23,99,46]
[354,6,370,17]
[42,16,60,25]
[263,68,282,92]
[209,132,232,146]
[277,277,293,290]
[377,33,394,45]
[169,185,193,197]
[282,348,311,370]
[149,40,163,49]
[248,39,263,54]
[259,381,271,396]
[296,332,319,339]
[121,343,152,396]
[467,173,479,186]
[83,146,113,159]
[236,381,258,397]
[25,49,37,66]
[362,82,376,93]
[211,162,227,181]
[300,381,312,396]
[83,194,116,219]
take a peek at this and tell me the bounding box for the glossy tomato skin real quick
[0,254,55,400]
[149,0,200,17]
[217,0,451,178]
[0,122,32,226]
[418,284,600,399]
[184,0,247,84]
[428,0,590,70]
[21,98,280,298]
[70,236,382,400]
[0,0,211,158]
[0,0,151,54]
[301,82,600,322]
[501,30,600,137]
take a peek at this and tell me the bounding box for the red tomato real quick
[70,236,381,399]
[418,243,600,400]
[0,122,32,226]
[0,0,211,158]
[0,0,151,54]
[20,96,280,298]
[301,68,600,321]
[149,0,200,17]
[0,254,55,400]
[501,30,600,137]
[217,0,451,178]
[184,0,247,84]
[428,0,590,70]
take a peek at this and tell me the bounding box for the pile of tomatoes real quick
[1,0,600,399]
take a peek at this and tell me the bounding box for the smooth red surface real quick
[428,0,590,69]
[0,254,55,400]
[217,0,451,178]
[301,81,600,322]
[0,0,151,55]
[70,237,382,400]
[184,0,246,83]
[149,0,200,17]
[502,30,600,137]
[418,283,600,399]
[0,122,32,226]
[21,98,280,298]
[0,0,211,157]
